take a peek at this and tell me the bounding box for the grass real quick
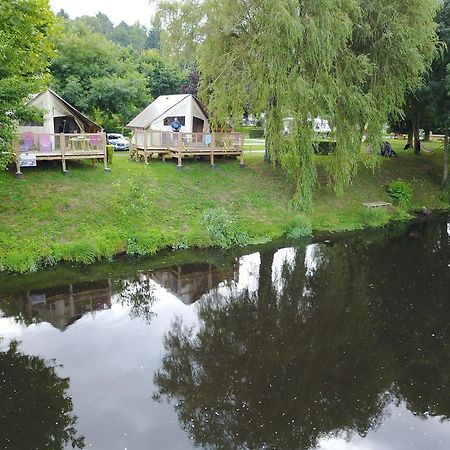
[0,139,448,273]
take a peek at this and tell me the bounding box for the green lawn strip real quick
[0,142,448,273]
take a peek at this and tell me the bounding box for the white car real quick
[106,133,129,151]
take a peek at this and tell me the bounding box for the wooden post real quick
[103,132,111,172]
[176,132,183,170]
[144,130,149,164]
[129,130,135,160]
[239,134,245,167]
[210,132,216,169]
[61,133,68,174]
[14,135,23,178]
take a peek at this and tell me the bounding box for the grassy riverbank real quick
[1,139,448,273]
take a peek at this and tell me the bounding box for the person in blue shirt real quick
[171,117,181,132]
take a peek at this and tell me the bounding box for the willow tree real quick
[154,0,439,208]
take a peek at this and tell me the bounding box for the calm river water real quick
[0,215,449,449]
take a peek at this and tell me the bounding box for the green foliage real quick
[386,179,413,209]
[202,208,249,248]
[286,215,313,238]
[50,21,151,129]
[313,141,336,155]
[249,128,265,139]
[106,145,114,164]
[361,207,391,227]
[139,49,182,98]
[156,0,439,208]
[126,231,171,256]
[54,239,101,265]
[0,0,57,169]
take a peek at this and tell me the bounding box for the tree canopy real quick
[155,0,440,208]
[50,15,184,131]
[0,0,56,168]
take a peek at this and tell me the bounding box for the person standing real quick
[171,117,181,132]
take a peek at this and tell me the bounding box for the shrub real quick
[106,144,114,164]
[286,215,313,238]
[249,128,265,139]
[202,208,249,248]
[386,179,413,209]
[361,207,390,227]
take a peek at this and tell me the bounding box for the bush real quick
[249,128,265,139]
[202,208,249,248]
[286,215,313,238]
[106,144,114,164]
[386,179,413,209]
[313,140,336,155]
[361,207,390,227]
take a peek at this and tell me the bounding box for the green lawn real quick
[0,140,448,272]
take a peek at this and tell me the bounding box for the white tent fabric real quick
[18,89,101,135]
[127,94,209,133]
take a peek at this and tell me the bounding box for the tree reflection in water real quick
[0,341,85,450]
[153,219,449,449]
[119,277,158,324]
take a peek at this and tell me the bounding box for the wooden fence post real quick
[14,135,23,178]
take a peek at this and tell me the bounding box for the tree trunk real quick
[413,116,421,155]
[424,129,431,142]
[443,132,449,188]
[407,129,413,147]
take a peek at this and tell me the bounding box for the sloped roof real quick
[127,94,208,129]
[30,89,101,131]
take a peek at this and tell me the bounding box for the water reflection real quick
[153,219,449,449]
[0,216,448,449]
[0,280,112,330]
[0,341,84,449]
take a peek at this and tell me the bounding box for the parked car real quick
[106,133,129,151]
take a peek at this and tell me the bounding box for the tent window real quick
[164,116,185,126]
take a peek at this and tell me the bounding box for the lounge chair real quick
[20,132,34,152]
[39,134,52,153]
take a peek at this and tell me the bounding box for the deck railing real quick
[16,132,106,155]
[14,132,109,175]
[130,130,244,167]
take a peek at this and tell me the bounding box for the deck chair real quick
[20,132,34,152]
[39,134,52,153]
[88,134,102,151]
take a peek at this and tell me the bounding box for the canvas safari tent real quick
[127,94,210,135]
[18,89,101,135]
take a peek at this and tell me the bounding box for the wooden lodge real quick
[14,132,110,176]
[129,129,245,168]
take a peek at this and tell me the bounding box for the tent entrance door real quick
[54,116,79,133]
[193,117,205,133]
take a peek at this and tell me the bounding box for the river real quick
[0,214,449,449]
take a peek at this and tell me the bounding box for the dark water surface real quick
[1,215,449,449]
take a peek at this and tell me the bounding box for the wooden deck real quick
[129,130,245,168]
[14,132,110,176]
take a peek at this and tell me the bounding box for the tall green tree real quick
[50,20,151,130]
[155,0,439,208]
[139,49,183,98]
[0,0,56,169]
